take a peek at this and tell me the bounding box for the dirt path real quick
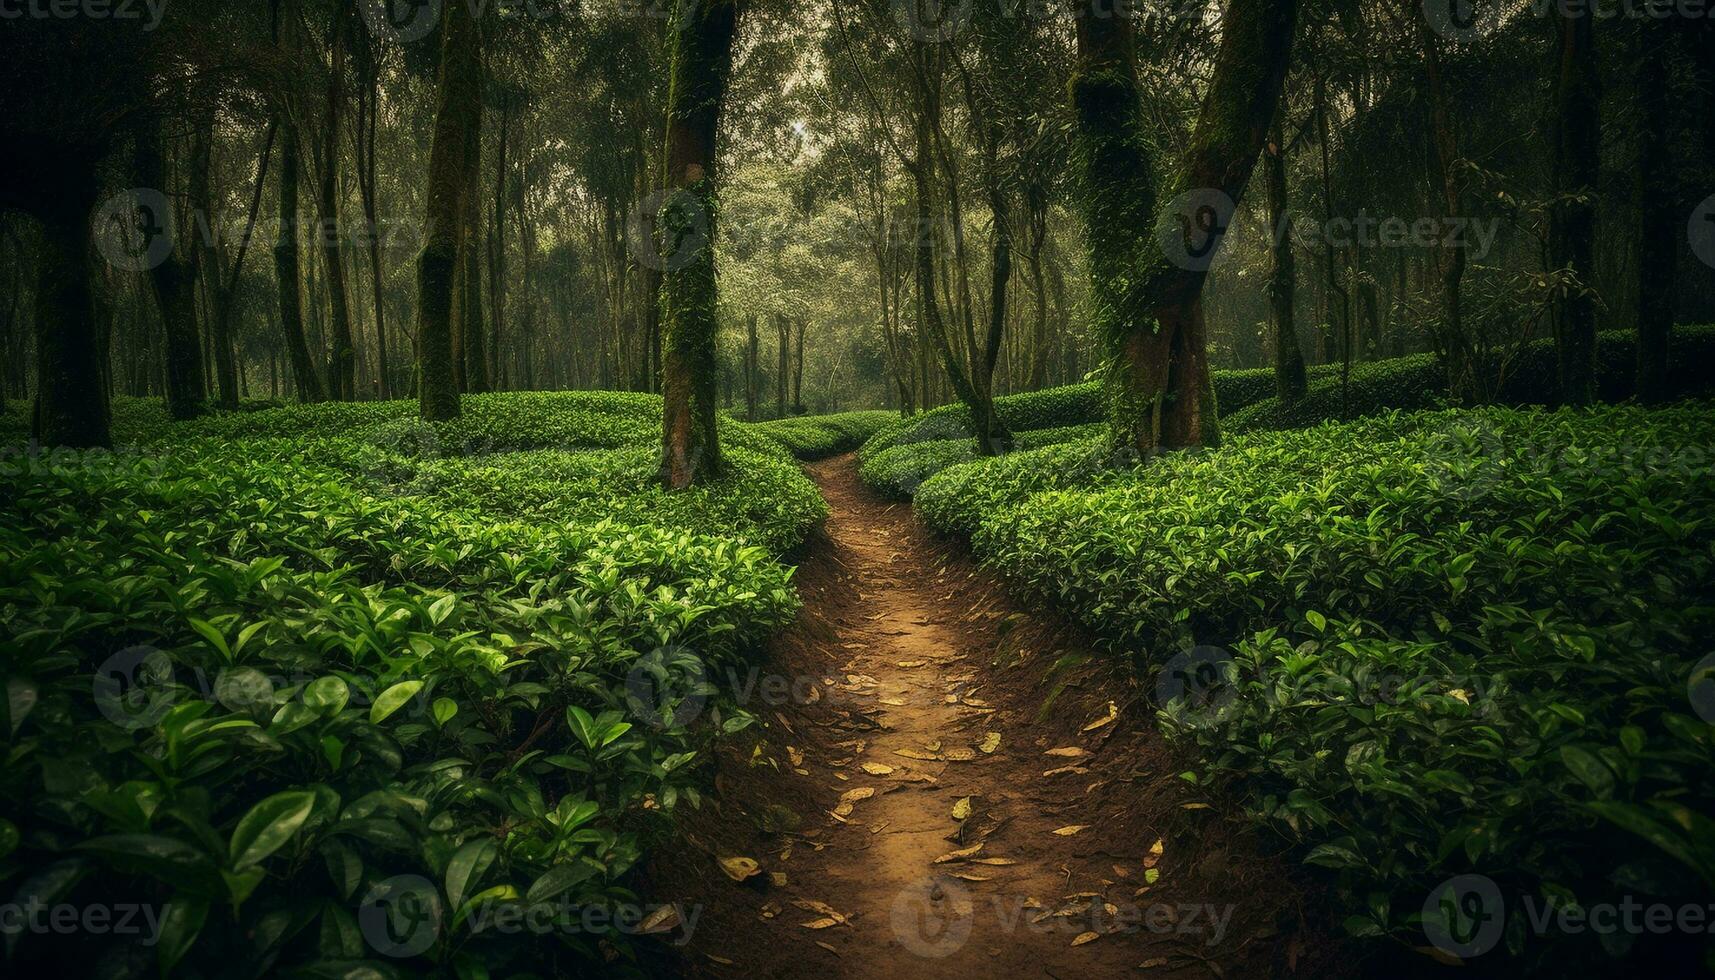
[650,455,1344,979]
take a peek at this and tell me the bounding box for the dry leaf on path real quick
[1052,825,1089,836]
[860,762,894,776]
[1143,838,1164,869]
[1082,702,1120,733]
[932,843,985,864]
[970,857,1018,866]
[719,857,761,882]
[979,732,1001,754]
[1042,765,1090,777]
[951,797,972,821]
[894,748,942,761]
[1071,931,1100,946]
[1045,746,1089,758]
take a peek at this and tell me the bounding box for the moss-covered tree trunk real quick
[1551,11,1600,406]
[1071,0,1296,455]
[317,7,356,401]
[416,0,482,421]
[134,112,206,421]
[274,121,325,404]
[1265,116,1307,401]
[32,159,110,447]
[458,85,489,395]
[1635,20,1673,403]
[658,0,741,488]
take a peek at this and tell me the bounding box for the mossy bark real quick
[274,121,326,404]
[33,160,110,448]
[1551,11,1600,406]
[1265,117,1308,401]
[135,112,206,421]
[658,0,741,489]
[317,7,357,402]
[1070,0,1296,455]
[1635,19,1673,403]
[416,0,482,421]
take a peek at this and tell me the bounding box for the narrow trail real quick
[653,455,1345,979]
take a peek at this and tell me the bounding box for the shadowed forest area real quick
[2,0,1715,977]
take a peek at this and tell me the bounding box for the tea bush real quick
[751,410,898,460]
[858,423,1103,499]
[0,391,821,976]
[944,404,1715,963]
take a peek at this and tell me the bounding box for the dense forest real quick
[2,0,1714,977]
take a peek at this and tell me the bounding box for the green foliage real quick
[0,391,816,975]
[858,383,1103,460]
[1228,326,1715,434]
[859,423,1103,499]
[939,403,1715,963]
[750,410,898,460]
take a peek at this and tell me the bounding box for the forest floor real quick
[648,455,1356,979]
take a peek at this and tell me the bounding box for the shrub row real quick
[933,404,1715,966]
[857,422,1103,499]
[750,410,898,460]
[0,391,821,976]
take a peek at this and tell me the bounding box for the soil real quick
[645,455,1359,979]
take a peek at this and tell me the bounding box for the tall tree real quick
[315,4,357,400]
[658,0,742,488]
[1633,18,1672,403]
[416,0,484,420]
[1265,115,1308,400]
[1070,0,1298,454]
[273,0,325,404]
[1550,9,1600,405]
[134,109,206,420]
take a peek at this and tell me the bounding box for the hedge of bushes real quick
[749,410,898,460]
[918,403,1715,967]
[0,391,823,977]
[858,422,1104,499]
[1227,325,1715,434]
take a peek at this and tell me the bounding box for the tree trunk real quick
[317,8,356,401]
[489,94,510,390]
[1551,10,1600,406]
[658,0,741,488]
[33,162,110,447]
[1635,20,1672,403]
[792,316,805,412]
[744,311,758,420]
[1417,16,1472,401]
[1265,117,1308,401]
[458,74,489,395]
[415,0,482,421]
[775,311,788,419]
[1071,0,1296,454]
[134,113,206,420]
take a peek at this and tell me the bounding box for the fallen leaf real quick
[637,905,682,934]
[894,748,942,761]
[1071,931,1100,947]
[801,917,840,929]
[952,797,972,821]
[860,762,895,776]
[816,941,840,955]
[1181,802,1211,810]
[970,857,1018,866]
[1042,765,1090,777]
[1044,747,1088,758]
[787,746,805,767]
[1139,957,1169,969]
[943,747,977,761]
[1143,838,1164,870]
[1082,702,1120,733]
[979,732,1001,754]
[769,872,788,887]
[793,899,849,925]
[933,843,985,864]
[897,660,927,668]
[950,871,993,881]
[719,856,761,882]
[879,697,907,706]
[1052,825,1089,836]
[1144,868,1160,885]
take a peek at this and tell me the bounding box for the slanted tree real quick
[1550,8,1600,405]
[659,0,742,488]
[416,0,484,421]
[1070,0,1298,455]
